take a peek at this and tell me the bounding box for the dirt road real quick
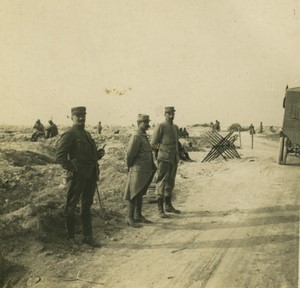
[36,133,300,288]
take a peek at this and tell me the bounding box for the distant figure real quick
[270,126,276,133]
[178,127,183,138]
[182,127,189,138]
[31,119,45,142]
[259,122,263,134]
[97,121,102,135]
[178,141,193,162]
[215,120,220,132]
[210,122,215,132]
[249,123,255,135]
[114,130,120,134]
[45,120,58,139]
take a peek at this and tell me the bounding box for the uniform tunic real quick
[56,125,101,238]
[151,120,179,197]
[124,129,156,201]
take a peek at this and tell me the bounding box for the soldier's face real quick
[143,121,150,130]
[165,112,175,121]
[139,120,150,131]
[72,114,86,126]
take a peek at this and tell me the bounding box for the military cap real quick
[71,106,86,115]
[165,106,176,113]
[137,114,150,122]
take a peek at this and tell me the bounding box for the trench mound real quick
[0,128,130,287]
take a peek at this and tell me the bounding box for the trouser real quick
[155,160,178,198]
[31,131,44,141]
[134,186,148,218]
[64,172,97,239]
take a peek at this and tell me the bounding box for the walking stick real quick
[96,185,105,214]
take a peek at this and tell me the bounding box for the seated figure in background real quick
[182,127,189,138]
[178,141,193,162]
[31,119,45,142]
[45,120,58,139]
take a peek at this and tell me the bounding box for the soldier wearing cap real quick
[124,114,157,227]
[45,120,58,139]
[56,106,105,248]
[151,106,181,218]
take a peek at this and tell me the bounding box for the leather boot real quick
[81,209,92,236]
[82,236,101,248]
[165,196,181,214]
[157,197,168,218]
[126,200,141,228]
[135,195,152,223]
[65,211,76,239]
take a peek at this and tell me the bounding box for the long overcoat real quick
[124,129,156,201]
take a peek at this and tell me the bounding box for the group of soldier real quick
[178,127,189,138]
[55,106,182,248]
[209,120,221,132]
[30,119,58,141]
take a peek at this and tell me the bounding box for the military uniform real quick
[124,114,156,226]
[124,128,156,201]
[45,120,58,139]
[249,124,255,135]
[56,106,103,246]
[151,106,181,217]
[98,121,102,135]
[31,120,45,141]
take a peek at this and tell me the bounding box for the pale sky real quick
[1,0,300,128]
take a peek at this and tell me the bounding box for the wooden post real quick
[251,134,254,149]
[239,129,242,148]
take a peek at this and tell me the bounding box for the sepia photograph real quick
[1,1,300,287]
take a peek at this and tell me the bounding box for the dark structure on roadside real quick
[202,131,240,162]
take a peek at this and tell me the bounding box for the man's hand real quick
[97,148,105,159]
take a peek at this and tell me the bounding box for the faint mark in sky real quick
[105,87,132,96]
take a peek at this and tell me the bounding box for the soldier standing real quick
[259,122,263,133]
[124,114,157,227]
[97,121,102,135]
[56,106,105,248]
[215,120,220,132]
[249,123,256,135]
[151,106,181,218]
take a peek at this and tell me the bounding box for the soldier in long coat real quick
[151,106,181,218]
[56,106,105,247]
[124,114,157,227]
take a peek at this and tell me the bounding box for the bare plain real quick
[0,125,298,288]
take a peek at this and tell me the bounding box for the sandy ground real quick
[13,132,298,288]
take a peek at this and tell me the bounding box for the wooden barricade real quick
[202,131,240,162]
